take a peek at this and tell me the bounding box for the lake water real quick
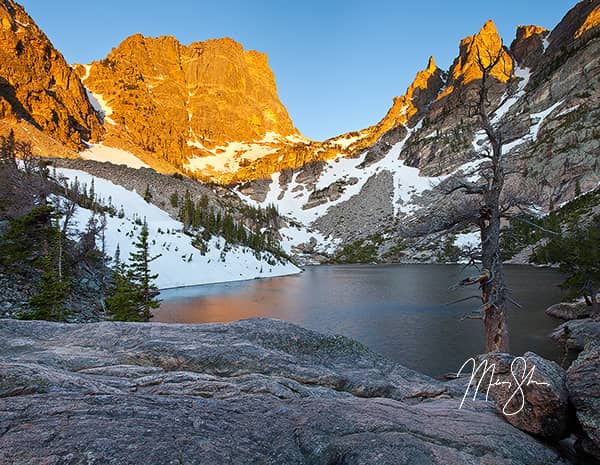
[153,264,568,377]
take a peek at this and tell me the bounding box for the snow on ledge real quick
[81,143,149,170]
[55,167,301,289]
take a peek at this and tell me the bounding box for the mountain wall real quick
[0,0,102,150]
[78,34,299,174]
[0,0,598,262]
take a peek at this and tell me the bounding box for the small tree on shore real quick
[106,245,140,321]
[107,221,161,322]
[128,219,161,320]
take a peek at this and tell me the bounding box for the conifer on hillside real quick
[106,244,140,321]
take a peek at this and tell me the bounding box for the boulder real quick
[567,344,600,461]
[470,352,571,439]
[551,318,600,351]
[0,318,570,465]
[546,301,593,320]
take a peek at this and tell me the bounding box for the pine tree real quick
[169,191,179,208]
[0,205,54,268]
[26,224,71,321]
[143,184,153,203]
[89,179,96,207]
[532,214,600,314]
[127,220,161,320]
[106,244,140,321]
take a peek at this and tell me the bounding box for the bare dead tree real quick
[456,43,511,352]
[55,196,78,281]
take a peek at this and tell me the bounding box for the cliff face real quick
[0,0,101,150]
[228,56,446,185]
[81,35,298,170]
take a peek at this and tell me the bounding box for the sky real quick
[20,0,573,141]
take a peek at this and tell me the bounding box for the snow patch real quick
[453,231,480,249]
[54,168,300,289]
[238,120,449,221]
[185,132,285,174]
[80,65,116,126]
[491,66,530,125]
[329,133,365,149]
[542,38,550,52]
[80,143,149,170]
[503,100,564,154]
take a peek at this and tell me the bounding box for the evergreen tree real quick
[106,244,140,321]
[25,224,71,321]
[127,220,161,320]
[0,205,54,268]
[143,184,153,203]
[169,191,179,208]
[89,179,96,207]
[532,214,600,314]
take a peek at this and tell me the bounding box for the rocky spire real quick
[510,25,549,69]
[373,56,445,133]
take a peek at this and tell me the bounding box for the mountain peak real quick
[480,19,498,35]
[447,18,512,89]
[426,55,436,73]
[516,24,549,40]
[511,25,549,68]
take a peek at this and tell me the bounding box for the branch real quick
[461,314,484,321]
[445,295,482,305]
[444,182,486,196]
[506,295,523,309]
[510,216,562,237]
[459,269,491,287]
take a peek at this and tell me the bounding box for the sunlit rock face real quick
[80,34,298,172]
[0,0,102,150]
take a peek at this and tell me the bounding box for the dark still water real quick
[153,264,567,377]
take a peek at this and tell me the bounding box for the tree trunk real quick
[479,201,509,352]
[475,44,510,353]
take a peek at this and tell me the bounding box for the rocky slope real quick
[238,0,600,260]
[0,318,571,465]
[0,0,101,151]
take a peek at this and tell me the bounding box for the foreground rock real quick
[0,318,569,465]
[546,301,593,320]
[472,352,571,440]
[567,344,600,461]
[551,318,600,351]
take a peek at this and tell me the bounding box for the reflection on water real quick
[153,264,567,377]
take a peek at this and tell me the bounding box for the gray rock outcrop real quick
[0,318,570,465]
[551,318,600,350]
[567,343,600,460]
[546,301,593,320]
